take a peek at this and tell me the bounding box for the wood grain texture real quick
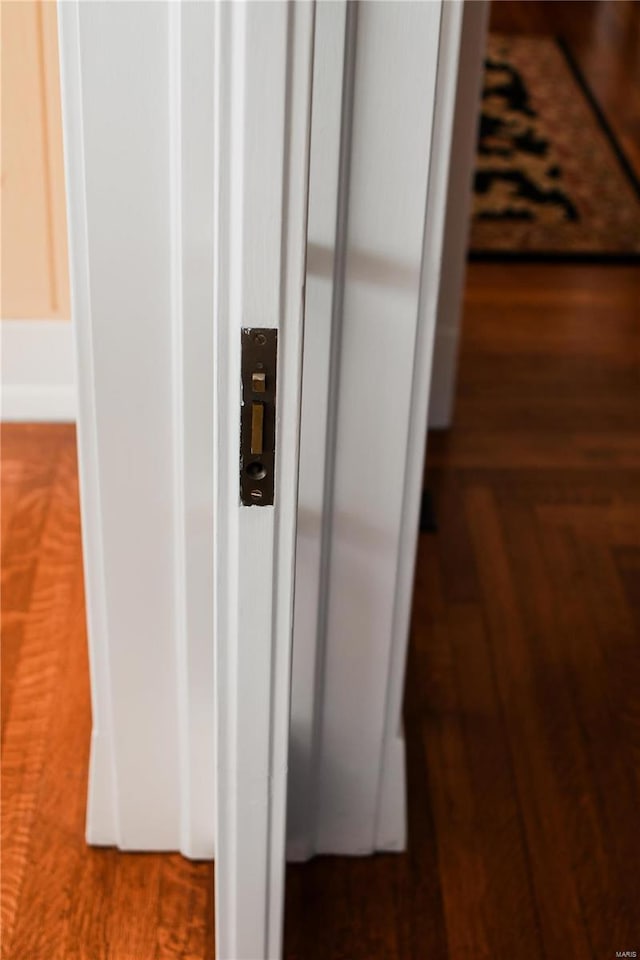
[1,265,639,959]
[285,258,640,960]
[2,3,640,953]
[0,425,214,960]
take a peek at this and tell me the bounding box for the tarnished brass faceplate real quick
[240,328,277,505]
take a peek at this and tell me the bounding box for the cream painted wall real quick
[1,0,69,320]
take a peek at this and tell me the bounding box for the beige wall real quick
[1,0,69,320]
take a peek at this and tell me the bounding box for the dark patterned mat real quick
[469,35,640,262]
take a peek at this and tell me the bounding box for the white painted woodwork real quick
[428,0,489,428]
[318,0,442,853]
[171,0,217,859]
[59,8,466,949]
[374,0,466,850]
[292,0,447,857]
[59,0,182,850]
[288,0,352,862]
[211,3,314,956]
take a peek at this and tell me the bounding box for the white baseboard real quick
[1,319,76,422]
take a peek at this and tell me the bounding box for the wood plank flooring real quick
[3,260,638,959]
[1,425,214,960]
[2,1,640,955]
[285,262,640,960]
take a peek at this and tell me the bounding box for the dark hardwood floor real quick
[285,261,640,960]
[2,2,639,958]
[3,260,638,959]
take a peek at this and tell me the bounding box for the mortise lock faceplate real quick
[240,328,277,505]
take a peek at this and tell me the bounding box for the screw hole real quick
[246,461,267,480]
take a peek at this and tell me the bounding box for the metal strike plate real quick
[240,328,277,505]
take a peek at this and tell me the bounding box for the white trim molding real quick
[428,0,489,429]
[0,319,75,421]
[58,10,466,955]
[211,3,314,956]
[60,0,183,853]
[289,0,452,860]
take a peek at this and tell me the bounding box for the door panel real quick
[211,4,314,957]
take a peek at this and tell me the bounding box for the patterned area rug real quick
[469,35,640,261]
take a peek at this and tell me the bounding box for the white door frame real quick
[59,0,464,854]
[60,0,464,954]
[289,0,460,858]
[60,1,314,955]
[428,0,489,429]
[211,2,314,957]
[59,0,184,851]
[59,0,227,860]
